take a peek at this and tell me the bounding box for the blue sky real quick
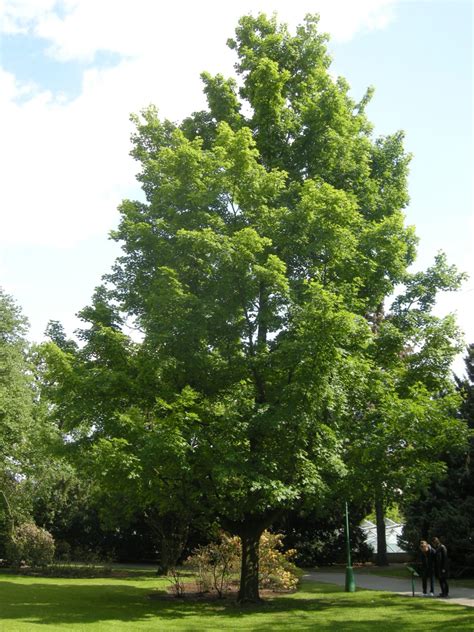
[1,31,122,99]
[331,1,472,268]
[0,0,472,372]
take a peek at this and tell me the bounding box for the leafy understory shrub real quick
[34,562,114,578]
[6,522,55,568]
[185,530,299,597]
[8,543,116,577]
[72,545,115,565]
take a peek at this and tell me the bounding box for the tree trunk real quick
[150,512,189,575]
[0,490,14,537]
[238,529,263,603]
[220,509,282,603]
[375,495,388,566]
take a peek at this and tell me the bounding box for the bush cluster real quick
[183,530,299,597]
[6,522,55,568]
[259,531,299,591]
[184,531,240,596]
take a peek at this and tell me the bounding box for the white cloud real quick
[0,66,135,247]
[3,1,397,59]
[0,0,56,34]
[0,0,397,247]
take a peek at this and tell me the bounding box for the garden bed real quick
[149,579,297,602]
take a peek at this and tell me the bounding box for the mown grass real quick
[1,572,473,631]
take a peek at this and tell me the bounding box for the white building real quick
[360,518,406,554]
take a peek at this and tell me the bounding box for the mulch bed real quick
[148,580,295,602]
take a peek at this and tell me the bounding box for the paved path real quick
[304,570,474,608]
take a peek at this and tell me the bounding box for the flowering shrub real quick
[185,530,298,596]
[185,532,240,597]
[259,531,299,591]
[6,522,55,568]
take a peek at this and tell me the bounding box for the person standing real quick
[419,540,435,596]
[432,536,449,598]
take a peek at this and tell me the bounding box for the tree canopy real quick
[0,289,42,550]
[41,13,467,600]
[401,344,474,567]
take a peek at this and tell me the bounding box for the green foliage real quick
[6,522,55,568]
[401,344,474,567]
[277,503,373,566]
[364,504,404,525]
[0,289,44,552]
[338,247,467,561]
[0,288,34,475]
[39,13,466,598]
[346,380,467,498]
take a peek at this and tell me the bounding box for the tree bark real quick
[375,495,388,566]
[238,528,263,603]
[220,510,282,603]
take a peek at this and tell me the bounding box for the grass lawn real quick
[1,572,473,631]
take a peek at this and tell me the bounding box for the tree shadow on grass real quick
[0,579,472,631]
[260,585,474,632]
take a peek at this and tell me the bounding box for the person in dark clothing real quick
[432,536,449,597]
[419,540,435,596]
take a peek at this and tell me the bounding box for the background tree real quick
[275,496,372,567]
[0,289,36,548]
[41,13,464,601]
[343,254,468,565]
[401,344,474,569]
[0,289,58,556]
[41,291,208,570]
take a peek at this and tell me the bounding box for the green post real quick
[406,566,418,597]
[345,501,356,592]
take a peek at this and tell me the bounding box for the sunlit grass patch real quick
[0,572,472,631]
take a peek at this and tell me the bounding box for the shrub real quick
[71,546,102,564]
[39,562,113,578]
[185,532,240,597]
[185,530,298,596]
[6,522,55,568]
[167,567,186,597]
[259,531,299,591]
